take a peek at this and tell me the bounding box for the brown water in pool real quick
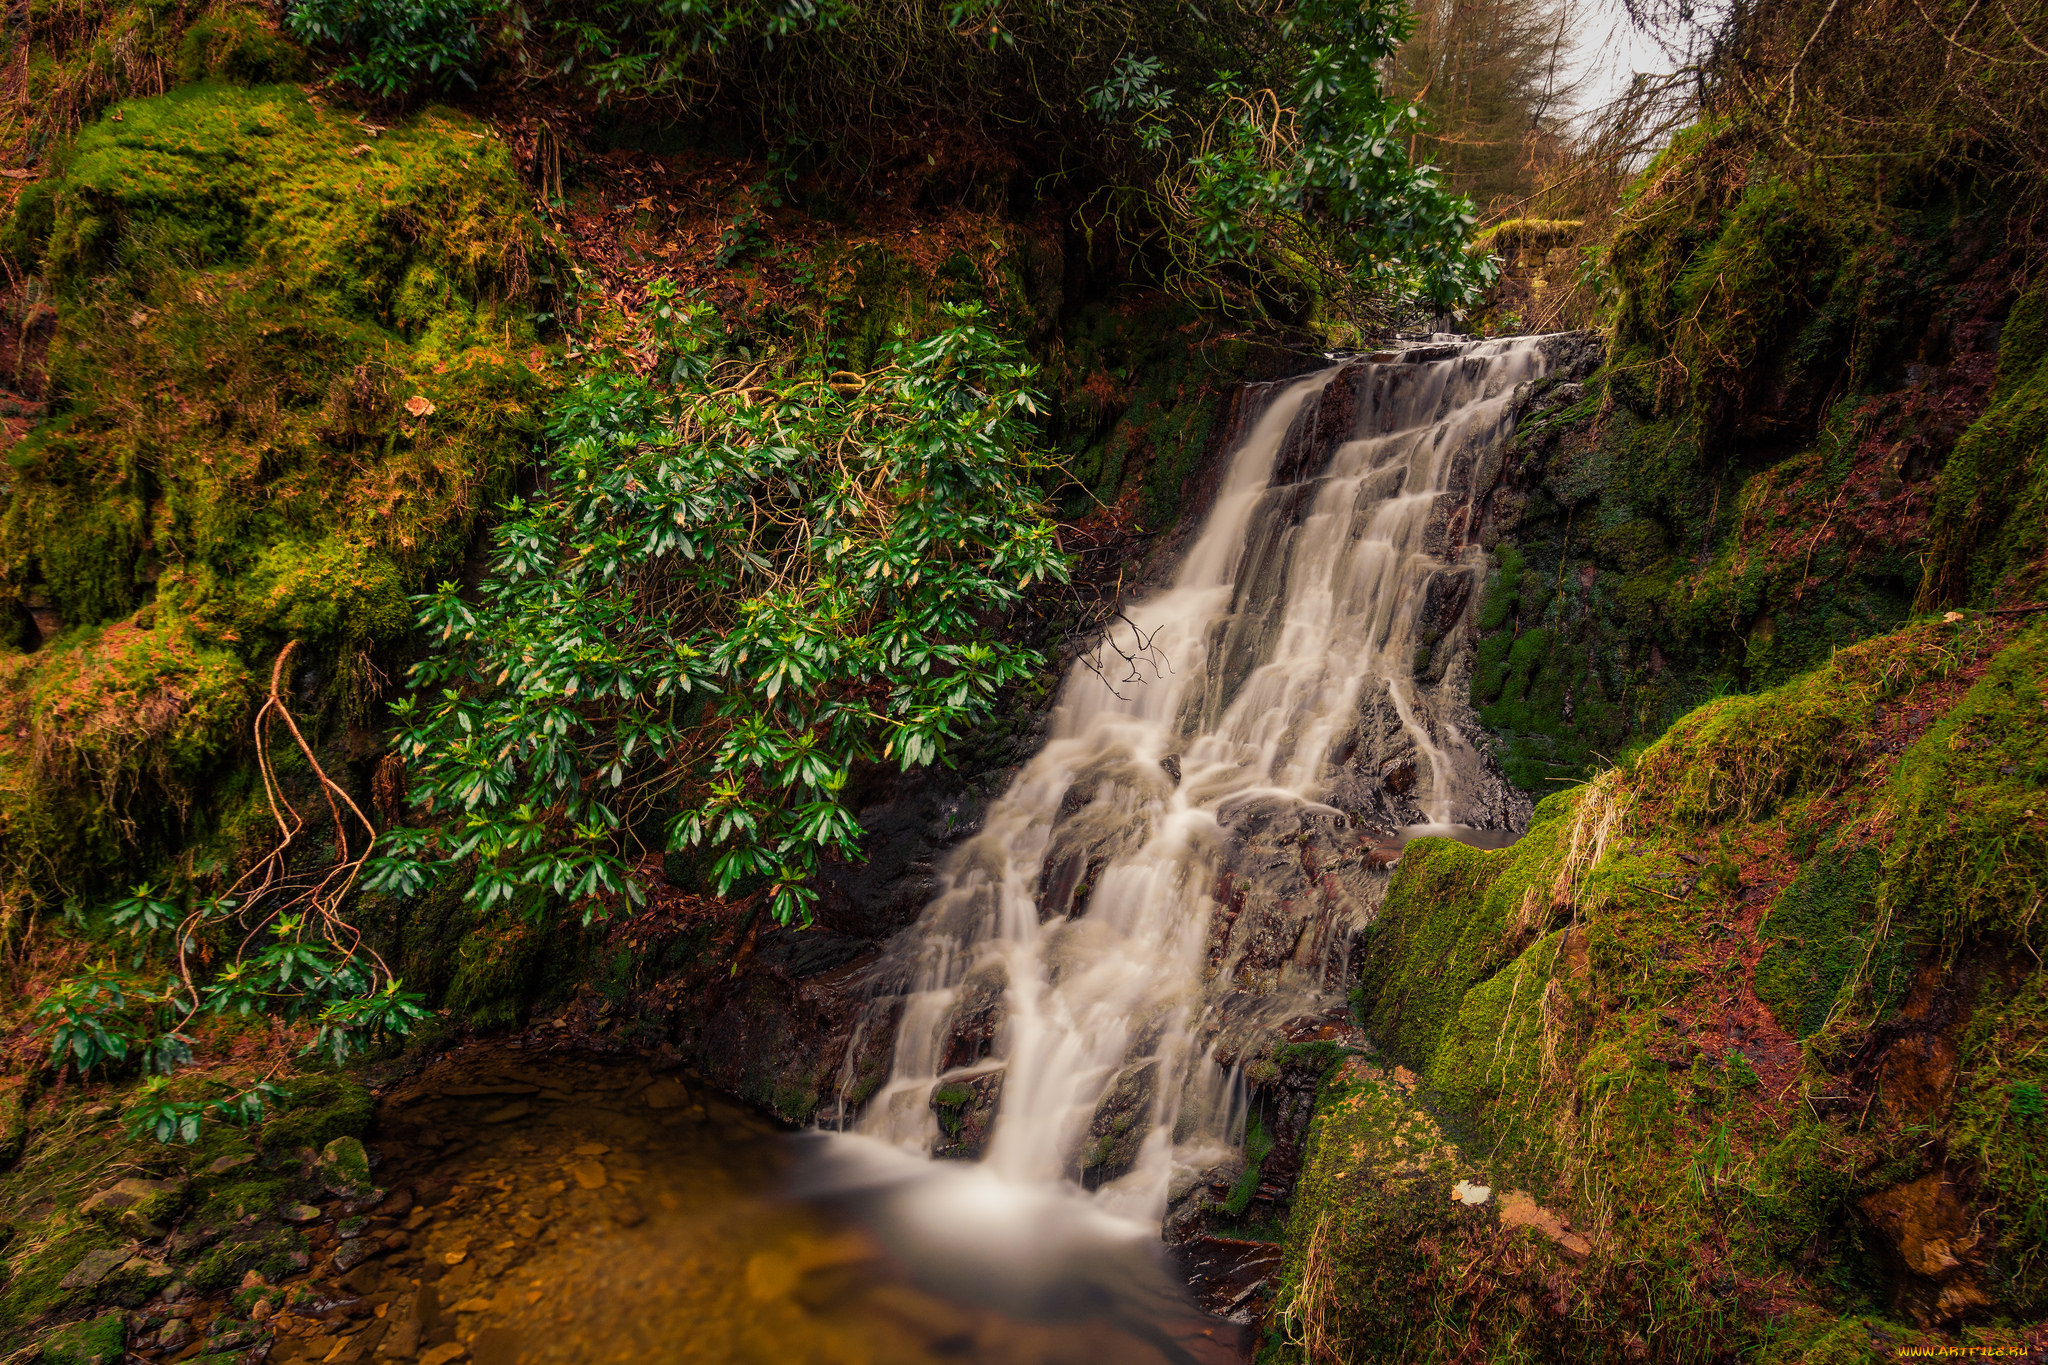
[269,1042,1250,1365]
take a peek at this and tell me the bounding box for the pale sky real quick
[1562,0,1690,123]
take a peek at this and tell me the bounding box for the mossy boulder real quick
[314,1136,373,1199]
[1300,615,2048,1358]
[0,80,554,914]
[79,1177,186,1239]
[32,1311,128,1365]
[1267,1061,1531,1359]
[172,6,311,86]
[258,1075,372,1155]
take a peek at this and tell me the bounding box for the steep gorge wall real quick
[1255,126,2048,1363]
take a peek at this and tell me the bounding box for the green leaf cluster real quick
[369,290,1069,925]
[1120,0,1497,313]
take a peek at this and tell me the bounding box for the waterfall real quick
[850,336,1551,1222]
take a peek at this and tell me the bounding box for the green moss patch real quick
[0,79,553,912]
[1292,614,2048,1359]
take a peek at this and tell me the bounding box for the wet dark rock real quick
[1163,1160,1245,1246]
[1533,329,1602,380]
[1054,780,1099,823]
[1270,362,1361,486]
[809,773,988,940]
[1380,760,1416,795]
[1859,1169,1994,1326]
[1036,848,1107,921]
[332,1238,382,1273]
[1074,1061,1157,1188]
[938,964,1007,1072]
[1206,799,1381,995]
[1170,1233,1283,1323]
[930,1069,1004,1160]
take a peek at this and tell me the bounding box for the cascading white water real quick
[852,337,1551,1224]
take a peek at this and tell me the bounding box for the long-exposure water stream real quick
[853,335,1549,1211]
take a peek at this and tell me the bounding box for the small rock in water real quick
[571,1142,610,1156]
[375,1316,422,1358]
[745,1251,798,1301]
[333,1238,382,1272]
[419,1345,470,1365]
[481,1101,531,1124]
[608,1201,645,1228]
[641,1079,689,1110]
[569,1161,607,1190]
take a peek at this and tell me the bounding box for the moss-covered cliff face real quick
[1258,113,2048,1362]
[0,49,554,928]
[1467,120,2036,791]
[1266,613,2047,1361]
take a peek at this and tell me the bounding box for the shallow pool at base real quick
[283,1043,1248,1365]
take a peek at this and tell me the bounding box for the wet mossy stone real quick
[183,1228,308,1293]
[33,1311,127,1365]
[80,1177,187,1239]
[315,1135,374,1199]
[258,1075,372,1154]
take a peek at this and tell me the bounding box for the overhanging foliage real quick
[368,290,1069,925]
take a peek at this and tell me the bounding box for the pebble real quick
[374,1317,421,1358]
[571,1143,610,1157]
[283,1204,324,1224]
[481,1102,532,1124]
[419,1344,469,1365]
[570,1162,607,1190]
